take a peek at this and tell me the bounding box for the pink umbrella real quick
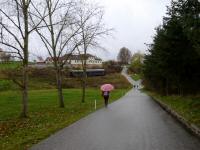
[100,84,114,91]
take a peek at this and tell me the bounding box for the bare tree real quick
[74,0,112,103]
[30,0,82,108]
[0,0,47,117]
[117,47,132,65]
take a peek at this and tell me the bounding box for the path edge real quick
[149,95,200,139]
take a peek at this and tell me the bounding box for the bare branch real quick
[0,22,24,50]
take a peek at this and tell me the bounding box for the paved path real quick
[31,68,200,150]
[121,66,142,88]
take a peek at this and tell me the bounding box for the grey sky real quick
[30,0,171,61]
[93,0,171,60]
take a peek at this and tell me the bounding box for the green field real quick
[148,92,200,128]
[0,88,130,150]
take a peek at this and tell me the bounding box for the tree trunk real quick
[81,56,87,103]
[56,68,65,107]
[179,86,183,96]
[21,65,28,118]
[81,76,86,103]
[21,1,29,118]
[165,78,169,96]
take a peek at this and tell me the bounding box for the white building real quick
[45,54,103,68]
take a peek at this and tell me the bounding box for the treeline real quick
[143,0,200,95]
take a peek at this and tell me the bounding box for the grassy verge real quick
[147,91,200,128]
[131,74,141,81]
[0,88,130,150]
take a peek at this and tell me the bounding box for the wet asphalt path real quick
[31,69,200,150]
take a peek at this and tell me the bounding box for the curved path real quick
[31,68,200,150]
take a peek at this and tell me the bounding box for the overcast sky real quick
[92,0,171,60]
[30,0,171,61]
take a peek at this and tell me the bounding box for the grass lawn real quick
[131,74,141,81]
[0,88,130,150]
[148,92,200,128]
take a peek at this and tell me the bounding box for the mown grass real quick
[148,92,200,128]
[0,88,130,150]
[131,73,141,81]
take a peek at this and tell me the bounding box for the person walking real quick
[102,91,110,107]
[100,84,114,108]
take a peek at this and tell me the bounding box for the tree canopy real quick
[143,0,200,95]
[117,47,132,65]
[129,52,144,74]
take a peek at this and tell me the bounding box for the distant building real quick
[45,54,103,68]
[0,48,12,62]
